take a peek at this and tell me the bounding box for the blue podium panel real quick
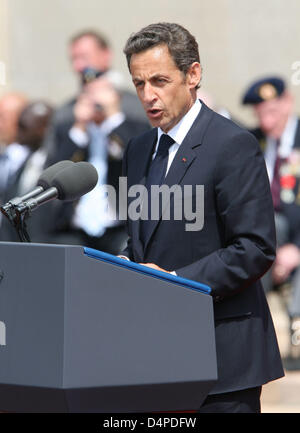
[0,242,217,412]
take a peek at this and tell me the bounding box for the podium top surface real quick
[0,241,211,295]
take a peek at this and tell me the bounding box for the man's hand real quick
[85,77,121,123]
[117,258,172,274]
[117,255,130,261]
[73,77,121,130]
[140,263,171,273]
[272,243,300,284]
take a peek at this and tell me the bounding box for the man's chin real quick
[148,118,163,129]
[146,111,165,128]
[147,118,171,133]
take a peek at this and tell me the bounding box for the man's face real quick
[0,96,26,145]
[70,36,111,74]
[254,93,293,139]
[130,44,200,133]
[0,104,14,145]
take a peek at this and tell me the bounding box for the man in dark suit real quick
[120,22,284,412]
[0,100,55,243]
[242,77,300,370]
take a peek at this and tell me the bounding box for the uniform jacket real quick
[252,120,300,247]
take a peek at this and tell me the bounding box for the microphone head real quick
[51,161,98,201]
[37,160,74,189]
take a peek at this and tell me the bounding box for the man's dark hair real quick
[70,29,110,50]
[124,22,201,88]
[17,101,54,150]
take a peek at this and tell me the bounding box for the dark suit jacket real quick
[122,102,284,395]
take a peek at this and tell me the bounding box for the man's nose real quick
[143,83,157,104]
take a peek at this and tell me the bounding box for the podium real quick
[0,242,217,412]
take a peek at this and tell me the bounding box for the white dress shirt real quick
[71,113,125,237]
[17,148,48,196]
[154,99,202,175]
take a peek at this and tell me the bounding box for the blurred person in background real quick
[45,29,147,163]
[0,93,29,205]
[242,76,300,370]
[45,71,149,254]
[0,100,54,242]
[14,101,54,195]
[41,29,149,254]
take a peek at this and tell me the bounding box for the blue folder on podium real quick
[84,247,212,294]
[0,242,217,413]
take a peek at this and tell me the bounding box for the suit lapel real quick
[167,102,214,185]
[143,102,214,253]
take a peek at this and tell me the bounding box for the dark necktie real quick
[270,139,282,211]
[140,134,175,246]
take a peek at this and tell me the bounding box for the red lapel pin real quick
[182,157,187,163]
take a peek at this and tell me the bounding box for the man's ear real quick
[186,62,202,89]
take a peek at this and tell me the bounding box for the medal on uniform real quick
[280,174,296,203]
[281,188,295,203]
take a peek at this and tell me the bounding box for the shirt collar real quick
[157,99,202,145]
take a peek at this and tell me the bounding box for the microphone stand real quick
[0,186,58,242]
[0,203,31,242]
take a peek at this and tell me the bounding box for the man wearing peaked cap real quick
[242,76,300,370]
[242,76,285,105]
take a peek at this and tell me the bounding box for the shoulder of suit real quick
[208,108,256,142]
[246,127,265,141]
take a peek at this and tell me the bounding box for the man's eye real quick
[156,78,167,85]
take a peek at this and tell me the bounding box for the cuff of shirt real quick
[69,126,89,148]
[118,255,130,261]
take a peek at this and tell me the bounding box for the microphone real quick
[37,160,75,190]
[16,162,98,214]
[0,160,74,215]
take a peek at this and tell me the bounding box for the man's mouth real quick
[147,108,163,119]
